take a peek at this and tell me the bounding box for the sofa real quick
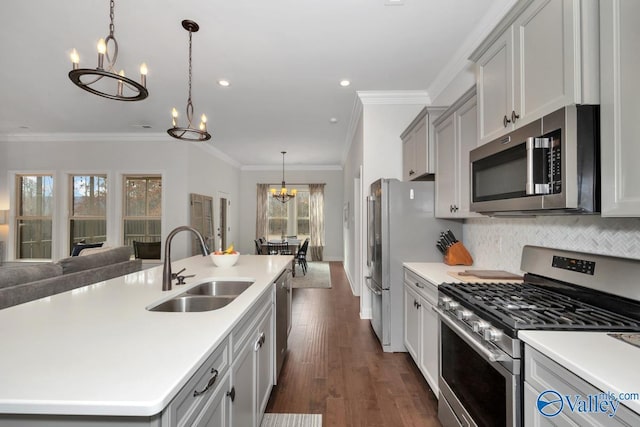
[0,246,142,310]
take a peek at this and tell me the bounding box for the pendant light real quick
[68,0,148,101]
[272,152,297,203]
[167,20,211,142]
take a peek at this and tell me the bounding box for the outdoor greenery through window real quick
[123,176,162,251]
[16,175,54,259]
[70,175,107,251]
[267,186,309,241]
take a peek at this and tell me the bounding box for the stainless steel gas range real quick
[435,245,640,427]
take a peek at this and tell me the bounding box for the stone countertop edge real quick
[0,254,292,417]
[519,330,640,415]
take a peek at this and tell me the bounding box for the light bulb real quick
[97,38,106,54]
[201,114,207,124]
[70,49,79,64]
[292,189,297,196]
[171,108,178,127]
[140,63,148,75]
[199,122,205,131]
[271,188,276,195]
[118,69,125,78]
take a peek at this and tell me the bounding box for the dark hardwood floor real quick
[266,261,442,427]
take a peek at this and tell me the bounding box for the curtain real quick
[256,184,269,241]
[309,184,325,261]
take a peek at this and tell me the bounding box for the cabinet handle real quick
[193,368,219,397]
[415,282,424,289]
[409,169,415,176]
[449,205,454,213]
[503,115,511,127]
[453,205,459,212]
[511,110,520,123]
[254,332,266,351]
[227,387,236,402]
[416,301,421,309]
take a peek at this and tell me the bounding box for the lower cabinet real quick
[403,268,439,397]
[230,290,274,427]
[192,373,232,427]
[524,344,640,426]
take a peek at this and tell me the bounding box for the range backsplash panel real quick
[463,216,640,273]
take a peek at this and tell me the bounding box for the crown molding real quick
[356,90,430,105]
[241,164,342,172]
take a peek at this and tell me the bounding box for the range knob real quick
[484,327,503,342]
[439,297,452,308]
[456,309,473,321]
[445,301,459,311]
[472,320,490,333]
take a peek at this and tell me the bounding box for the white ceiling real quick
[0,0,514,167]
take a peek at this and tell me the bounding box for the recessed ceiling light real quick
[385,0,404,5]
[218,80,230,87]
[339,80,350,87]
[329,117,338,124]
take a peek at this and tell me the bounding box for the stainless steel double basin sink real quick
[148,280,254,312]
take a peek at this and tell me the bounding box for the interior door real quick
[189,193,214,255]
[217,192,230,252]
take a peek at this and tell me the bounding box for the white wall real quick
[0,137,240,261]
[237,168,344,261]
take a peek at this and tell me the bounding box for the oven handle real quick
[434,306,509,364]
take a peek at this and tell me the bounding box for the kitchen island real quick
[0,254,291,425]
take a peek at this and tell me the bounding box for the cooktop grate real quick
[440,282,640,332]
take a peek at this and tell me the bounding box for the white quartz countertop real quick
[402,262,471,285]
[520,331,640,414]
[0,254,292,417]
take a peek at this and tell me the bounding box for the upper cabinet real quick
[470,0,600,145]
[434,87,481,219]
[401,107,445,181]
[600,0,640,216]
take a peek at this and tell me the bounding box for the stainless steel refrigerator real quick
[366,178,462,352]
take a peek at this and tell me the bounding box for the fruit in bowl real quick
[210,244,240,267]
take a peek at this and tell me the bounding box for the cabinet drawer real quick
[164,337,230,427]
[404,269,438,305]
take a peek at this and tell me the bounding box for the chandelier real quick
[167,20,211,142]
[68,0,148,101]
[272,151,297,203]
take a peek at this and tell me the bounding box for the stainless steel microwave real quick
[469,105,599,216]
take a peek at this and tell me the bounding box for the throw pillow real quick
[71,242,103,257]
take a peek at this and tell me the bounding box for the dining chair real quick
[295,238,310,275]
[133,241,161,260]
[267,242,292,255]
[254,239,263,255]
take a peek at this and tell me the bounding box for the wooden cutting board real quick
[447,270,523,283]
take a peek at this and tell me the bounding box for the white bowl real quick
[210,252,240,268]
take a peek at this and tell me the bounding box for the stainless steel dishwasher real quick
[274,269,291,380]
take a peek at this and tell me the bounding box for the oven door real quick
[437,311,520,427]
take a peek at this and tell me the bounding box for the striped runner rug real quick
[260,413,322,427]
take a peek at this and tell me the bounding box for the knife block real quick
[444,242,473,266]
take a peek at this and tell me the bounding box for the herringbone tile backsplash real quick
[463,216,640,273]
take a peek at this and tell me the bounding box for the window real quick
[16,175,54,259]
[123,176,161,251]
[267,186,309,240]
[70,175,107,250]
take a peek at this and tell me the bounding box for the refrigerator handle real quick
[366,196,375,267]
[364,276,382,296]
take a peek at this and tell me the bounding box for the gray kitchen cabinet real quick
[191,373,231,427]
[600,0,640,216]
[433,87,480,219]
[274,269,291,380]
[403,268,439,397]
[471,0,599,145]
[162,337,230,427]
[230,289,274,427]
[524,344,640,426]
[401,107,445,181]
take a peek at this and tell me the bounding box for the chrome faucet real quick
[163,226,210,291]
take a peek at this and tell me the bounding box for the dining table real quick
[261,239,300,276]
